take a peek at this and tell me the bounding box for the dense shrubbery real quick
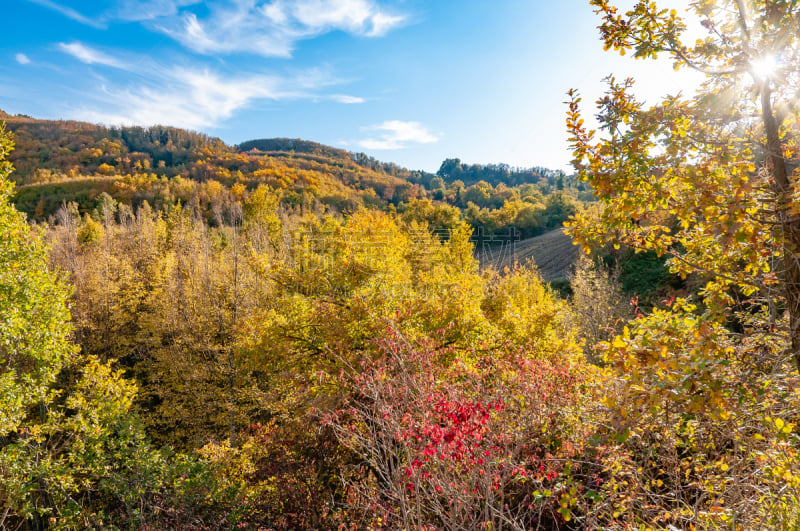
[325,330,592,529]
[23,151,795,528]
[28,177,594,527]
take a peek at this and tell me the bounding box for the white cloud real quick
[58,42,127,68]
[50,36,362,130]
[365,11,405,37]
[24,0,106,28]
[64,54,345,130]
[15,53,31,65]
[145,0,406,57]
[112,0,201,21]
[25,0,405,55]
[329,94,365,104]
[75,69,294,129]
[262,2,289,25]
[357,120,439,150]
[291,0,371,30]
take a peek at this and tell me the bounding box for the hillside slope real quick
[476,228,579,282]
[0,111,432,219]
[1,110,586,251]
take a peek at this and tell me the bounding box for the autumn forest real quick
[3,1,800,529]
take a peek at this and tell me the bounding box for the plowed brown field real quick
[475,228,579,282]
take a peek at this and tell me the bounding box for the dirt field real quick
[475,228,580,282]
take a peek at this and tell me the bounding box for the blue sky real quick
[2,0,701,172]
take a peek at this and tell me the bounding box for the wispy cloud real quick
[25,0,406,56]
[139,0,407,57]
[330,94,365,104]
[24,0,106,29]
[27,1,398,130]
[58,42,127,68]
[357,120,439,150]
[111,0,201,21]
[366,11,406,37]
[78,72,280,129]
[287,0,404,36]
[15,53,31,65]
[74,69,320,130]
[57,45,350,130]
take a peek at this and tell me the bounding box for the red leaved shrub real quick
[325,328,591,529]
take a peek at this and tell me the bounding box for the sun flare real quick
[750,55,777,79]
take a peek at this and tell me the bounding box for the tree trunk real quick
[761,81,800,372]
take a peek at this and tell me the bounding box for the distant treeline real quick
[433,157,584,189]
[3,110,578,190]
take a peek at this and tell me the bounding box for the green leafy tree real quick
[0,122,75,438]
[0,122,222,529]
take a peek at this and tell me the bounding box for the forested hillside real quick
[3,110,588,244]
